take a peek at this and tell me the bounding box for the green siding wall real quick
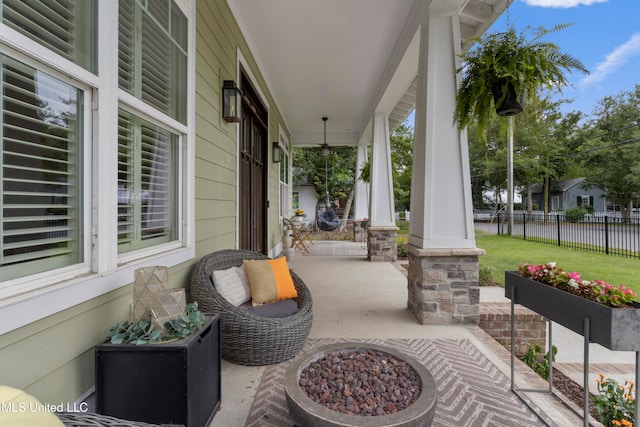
[0,0,289,405]
[0,286,131,403]
[195,0,289,258]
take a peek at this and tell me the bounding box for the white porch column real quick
[368,113,398,261]
[409,15,474,250]
[406,3,484,324]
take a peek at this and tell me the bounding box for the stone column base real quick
[405,245,485,325]
[367,226,398,262]
[353,219,368,243]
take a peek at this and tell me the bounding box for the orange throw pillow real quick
[243,257,297,306]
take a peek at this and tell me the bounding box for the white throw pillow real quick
[212,265,251,306]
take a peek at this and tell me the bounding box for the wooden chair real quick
[283,217,313,253]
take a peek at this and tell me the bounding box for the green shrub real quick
[396,220,409,235]
[478,265,498,286]
[522,344,557,380]
[565,207,588,222]
[397,235,408,258]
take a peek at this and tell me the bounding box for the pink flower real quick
[518,262,636,307]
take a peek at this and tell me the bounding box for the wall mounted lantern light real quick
[272,141,283,163]
[222,80,241,122]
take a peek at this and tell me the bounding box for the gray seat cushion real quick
[240,299,300,318]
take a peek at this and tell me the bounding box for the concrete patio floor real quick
[209,241,608,426]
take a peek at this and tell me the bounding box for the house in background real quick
[292,184,318,223]
[530,178,607,212]
[0,0,508,408]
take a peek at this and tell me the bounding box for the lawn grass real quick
[396,220,409,235]
[316,220,639,293]
[476,234,640,294]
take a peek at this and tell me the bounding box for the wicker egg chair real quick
[57,411,159,426]
[189,249,313,366]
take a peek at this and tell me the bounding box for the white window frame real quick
[0,46,94,297]
[278,127,290,220]
[115,98,188,265]
[0,0,196,334]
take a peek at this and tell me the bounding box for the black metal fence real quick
[496,213,640,259]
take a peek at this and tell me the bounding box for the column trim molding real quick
[404,244,485,257]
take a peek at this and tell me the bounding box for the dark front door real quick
[238,73,267,253]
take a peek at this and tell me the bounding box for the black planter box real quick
[505,271,640,351]
[95,315,221,427]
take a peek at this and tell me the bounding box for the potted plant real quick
[107,302,207,344]
[294,208,305,222]
[95,271,221,427]
[454,23,589,137]
[516,262,637,307]
[506,263,640,426]
[505,262,640,351]
[95,303,221,427]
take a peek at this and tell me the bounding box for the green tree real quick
[468,123,489,210]
[577,85,640,219]
[513,95,584,215]
[390,124,413,211]
[468,119,508,213]
[356,123,415,213]
[467,94,584,215]
[292,146,357,215]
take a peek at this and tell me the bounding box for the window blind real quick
[117,110,176,253]
[1,56,82,279]
[2,0,96,72]
[118,0,187,124]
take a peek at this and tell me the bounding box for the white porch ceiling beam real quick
[357,0,430,141]
[461,1,496,23]
[226,0,509,148]
[386,0,510,131]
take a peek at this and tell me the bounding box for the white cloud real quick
[579,33,640,88]
[523,0,608,7]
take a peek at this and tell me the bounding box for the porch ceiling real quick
[228,0,508,148]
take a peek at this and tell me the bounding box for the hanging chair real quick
[314,117,341,232]
[316,194,341,232]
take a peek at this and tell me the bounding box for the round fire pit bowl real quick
[284,342,437,427]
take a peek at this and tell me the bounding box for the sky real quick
[488,0,640,118]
